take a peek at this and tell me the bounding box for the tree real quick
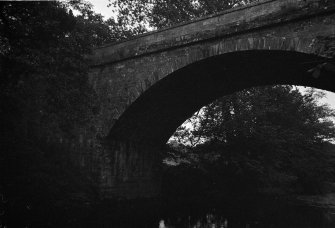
[0,1,139,226]
[168,86,335,195]
[0,1,120,139]
[110,0,256,30]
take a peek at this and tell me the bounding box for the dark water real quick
[3,196,335,227]
[84,197,335,228]
[155,206,335,228]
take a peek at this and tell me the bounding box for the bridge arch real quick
[107,49,334,145]
[89,0,335,144]
[88,0,335,199]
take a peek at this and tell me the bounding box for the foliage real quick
[168,86,335,195]
[0,1,125,140]
[0,1,138,226]
[110,0,256,30]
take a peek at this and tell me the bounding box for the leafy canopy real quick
[110,0,256,30]
[168,85,335,195]
[0,0,138,139]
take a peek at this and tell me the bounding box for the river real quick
[83,196,335,228]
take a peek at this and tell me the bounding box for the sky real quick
[89,0,335,109]
[323,92,335,108]
[89,0,115,19]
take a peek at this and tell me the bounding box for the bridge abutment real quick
[98,140,162,199]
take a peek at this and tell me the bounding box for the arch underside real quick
[108,50,334,145]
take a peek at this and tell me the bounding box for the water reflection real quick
[159,216,228,228]
[6,196,334,227]
[155,204,335,228]
[159,219,166,228]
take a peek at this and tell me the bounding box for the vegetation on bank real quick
[0,1,127,226]
[164,86,335,202]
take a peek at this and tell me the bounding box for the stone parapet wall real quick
[90,0,335,66]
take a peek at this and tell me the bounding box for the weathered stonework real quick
[85,0,335,199]
[90,0,335,66]
[89,0,335,142]
[98,140,161,199]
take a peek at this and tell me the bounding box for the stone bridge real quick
[88,0,335,199]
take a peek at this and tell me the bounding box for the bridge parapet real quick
[90,0,335,66]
